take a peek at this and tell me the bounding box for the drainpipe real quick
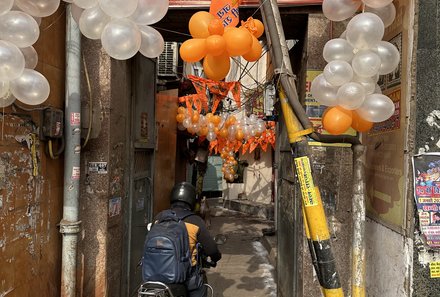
[60,5,82,297]
[351,145,367,297]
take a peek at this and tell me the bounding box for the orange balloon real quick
[203,53,230,81]
[235,129,244,141]
[223,27,253,56]
[206,35,227,56]
[177,106,186,114]
[208,19,224,35]
[189,11,215,38]
[212,115,221,125]
[242,35,263,62]
[352,111,374,132]
[176,113,185,123]
[191,112,200,123]
[322,106,353,135]
[253,19,265,38]
[199,126,209,136]
[219,128,228,138]
[180,39,207,62]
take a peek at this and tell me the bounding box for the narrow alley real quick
[206,202,277,297]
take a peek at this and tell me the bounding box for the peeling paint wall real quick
[0,7,66,297]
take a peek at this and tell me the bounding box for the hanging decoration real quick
[0,0,56,107]
[313,0,399,135]
[70,0,168,60]
[179,10,265,81]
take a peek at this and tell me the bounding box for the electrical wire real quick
[82,54,93,148]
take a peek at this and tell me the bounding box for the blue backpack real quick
[142,209,193,284]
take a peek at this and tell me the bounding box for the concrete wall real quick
[0,8,66,297]
[412,0,440,295]
[77,39,131,297]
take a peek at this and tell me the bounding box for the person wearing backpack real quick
[142,182,222,297]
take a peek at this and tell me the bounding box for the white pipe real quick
[60,5,82,297]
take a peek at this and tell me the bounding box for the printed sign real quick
[72,167,80,180]
[70,112,80,126]
[88,162,108,174]
[430,262,440,278]
[413,153,440,248]
[209,0,240,27]
[109,197,122,217]
[294,156,318,207]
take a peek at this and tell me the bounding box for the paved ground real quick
[205,205,276,297]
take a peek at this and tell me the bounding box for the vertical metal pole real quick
[60,5,82,297]
[351,145,367,297]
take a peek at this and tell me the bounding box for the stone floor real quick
[205,205,276,297]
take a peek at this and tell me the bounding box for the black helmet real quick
[170,182,196,210]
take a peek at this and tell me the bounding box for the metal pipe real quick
[261,0,360,145]
[351,145,367,297]
[60,5,82,297]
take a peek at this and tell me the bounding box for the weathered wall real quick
[77,39,131,297]
[0,7,66,297]
[242,149,273,204]
[412,0,440,295]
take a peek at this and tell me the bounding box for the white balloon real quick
[323,60,353,86]
[0,80,9,98]
[131,0,169,25]
[322,0,362,22]
[352,50,381,78]
[98,0,138,19]
[101,18,141,60]
[20,46,38,69]
[11,69,50,105]
[0,40,25,81]
[362,0,393,9]
[323,38,354,63]
[139,25,164,58]
[337,82,366,110]
[0,92,16,107]
[346,12,384,50]
[356,93,395,122]
[352,74,376,94]
[374,41,400,75]
[0,11,40,48]
[79,5,110,40]
[15,0,60,18]
[71,4,84,24]
[206,131,216,141]
[311,74,339,106]
[365,3,396,28]
[0,0,13,16]
[73,0,98,9]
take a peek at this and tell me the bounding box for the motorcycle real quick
[137,258,216,297]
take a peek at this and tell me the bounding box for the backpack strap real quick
[177,209,194,221]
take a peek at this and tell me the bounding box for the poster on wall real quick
[413,153,440,248]
[305,70,355,147]
[365,0,408,233]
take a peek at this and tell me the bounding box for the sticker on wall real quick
[72,167,80,180]
[109,197,122,217]
[430,262,440,278]
[70,112,81,126]
[88,162,108,174]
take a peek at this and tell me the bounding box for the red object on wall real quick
[170,0,322,8]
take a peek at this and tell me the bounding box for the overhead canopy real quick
[169,0,322,8]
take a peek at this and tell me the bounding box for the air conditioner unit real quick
[158,42,179,77]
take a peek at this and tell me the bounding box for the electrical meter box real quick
[40,108,64,140]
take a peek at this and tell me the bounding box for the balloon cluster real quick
[179,12,264,81]
[0,0,53,107]
[312,0,399,135]
[70,0,168,60]
[176,107,270,181]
